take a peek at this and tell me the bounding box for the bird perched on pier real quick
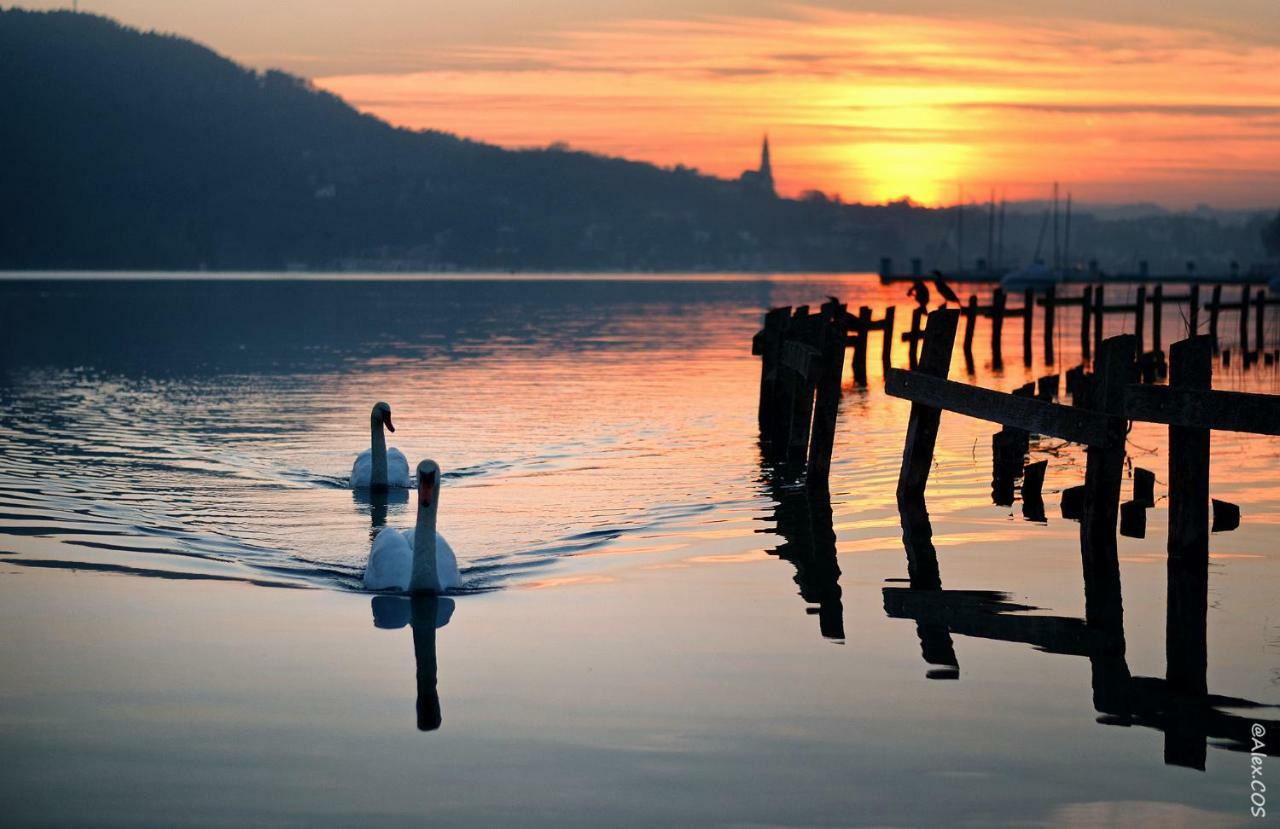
[906,279,930,309]
[931,270,961,307]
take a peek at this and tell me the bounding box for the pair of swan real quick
[353,402,460,593]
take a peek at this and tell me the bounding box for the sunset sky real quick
[23,1,1280,207]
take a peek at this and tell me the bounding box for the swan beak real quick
[418,471,436,507]
[383,411,395,433]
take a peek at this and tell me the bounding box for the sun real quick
[855,142,973,206]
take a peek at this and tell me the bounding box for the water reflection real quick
[371,595,455,732]
[884,495,1278,769]
[758,469,843,641]
[353,487,409,541]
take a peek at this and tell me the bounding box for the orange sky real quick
[311,7,1280,207]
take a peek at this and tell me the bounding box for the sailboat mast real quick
[1052,182,1059,273]
[986,188,995,272]
[1064,193,1072,275]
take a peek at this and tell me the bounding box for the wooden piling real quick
[757,307,791,436]
[1208,284,1222,349]
[1022,288,1034,368]
[784,313,821,470]
[1256,289,1266,354]
[1043,285,1056,366]
[807,309,848,493]
[907,307,925,370]
[881,306,896,373]
[1080,334,1136,626]
[896,310,961,501]
[1239,285,1250,354]
[852,305,871,386]
[1151,284,1163,353]
[962,295,978,363]
[1092,285,1105,360]
[1133,285,1146,353]
[991,288,1006,368]
[1166,336,1212,707]
[1081,285,1094,360]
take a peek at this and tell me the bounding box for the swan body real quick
[351,402,411,488]
[362,459,461,593]
[364,527,460,592]
[352,446,410,488]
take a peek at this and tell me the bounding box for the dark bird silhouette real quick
[931,270,960,307]
[907,279,930,309]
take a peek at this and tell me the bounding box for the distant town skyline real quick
[16,1,1280,208]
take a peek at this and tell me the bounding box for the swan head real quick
[416,459,442,510]
[371,401,395,433]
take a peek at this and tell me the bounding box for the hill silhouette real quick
[0,9,1273,272]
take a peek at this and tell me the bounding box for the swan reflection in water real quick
[372,594,454,732]
[352,487,409,542]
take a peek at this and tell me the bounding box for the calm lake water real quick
[0,274,1277,827]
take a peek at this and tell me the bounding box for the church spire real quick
[759,134,774,195]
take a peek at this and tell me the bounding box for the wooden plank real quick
[885,369,1110,445]
[1123,385,1280,435]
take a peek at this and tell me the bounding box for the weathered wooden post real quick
[784,315,822,470]
[1256,289,1266,353]
[1151,283,1164,353]
[907,306,925,370]
[881,306,896,373]
[896,310,961,501]
[990,288,1006,368]
[1080,335,1136,628]
[1134,285,1147,353]
[1092,285,1105,359]
[1022,288,1034,368]
[1043,285,1056,366]
[807,307,848,493]
[767,306,809,455]
[1239,284,1251,354]
[1165,335,1212,761]
[1081,285,1094,360]
[756,306,791,436]
[852,305,872,386]
[962,295,978,364]
[1208,284,1222,348]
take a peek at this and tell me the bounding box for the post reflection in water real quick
[371,595,455,732]
[759,468,844,641]
[884,494,1278,769]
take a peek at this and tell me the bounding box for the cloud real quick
[315,5,1280,207]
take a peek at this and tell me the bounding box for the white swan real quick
[351,401,410,489]
[363,459,461,593]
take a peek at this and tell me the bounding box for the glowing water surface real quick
[0,274,1277,826]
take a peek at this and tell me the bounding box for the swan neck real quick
[410,499,439,592]
[370,417,388,488]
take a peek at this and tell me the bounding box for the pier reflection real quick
[885,495,1278,769]
[759,469,844,640]
[371,595,455,732]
